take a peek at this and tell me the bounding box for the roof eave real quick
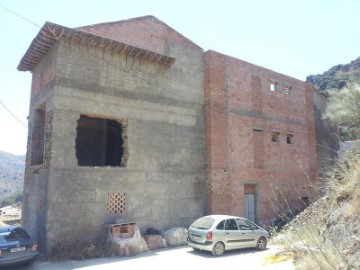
[17,22,176,72]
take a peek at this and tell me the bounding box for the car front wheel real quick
[212,242,225,256]
[256,237,267,250]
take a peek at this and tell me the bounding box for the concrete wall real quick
[204,50,318,225]
[313,90,339,185]
[22,44,58,250]
[25,31,205,250]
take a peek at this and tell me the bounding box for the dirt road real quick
[11,245,294,270]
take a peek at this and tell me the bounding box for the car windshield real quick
[191,217,215,230]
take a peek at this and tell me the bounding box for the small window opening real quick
[253,127,263,132]
[284,86,292,93]
[107,193,125,213]
[76,115,127,167]
[287,134,294,144]
[270,82,278,91]
[272,131,280,143]
[30,107,45,166]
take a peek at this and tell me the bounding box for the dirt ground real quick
[11,245,294,270]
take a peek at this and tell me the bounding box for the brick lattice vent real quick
[107,193,125,213]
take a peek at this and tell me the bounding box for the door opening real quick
[244,184,256,222]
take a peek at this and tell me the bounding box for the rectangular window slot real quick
[107,193,125,214]
[30,106,45,166]
[253,127,263,132]
[76,115,127,167]
[270,82,278,91]
[272,131,280,143]
[287,134,294,144]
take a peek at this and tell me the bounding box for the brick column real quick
[305,83,319,200]
[204,50,231,214]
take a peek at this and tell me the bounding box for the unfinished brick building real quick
[204,51,318,222]
[18,16,317,251]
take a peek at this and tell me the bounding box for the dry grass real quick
[271,148,360,270]
[48,240,116,261]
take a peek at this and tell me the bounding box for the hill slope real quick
[274,148,360,269]
[0,151,25,201]
[306,57,360,92]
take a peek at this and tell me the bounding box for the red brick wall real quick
[79,16,201,55]
[31,63,56,98]
[204,50,318,224]
[204,51,231,214]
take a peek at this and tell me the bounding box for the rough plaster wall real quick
[43,39,205,248]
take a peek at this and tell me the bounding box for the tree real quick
[323,84,360,141]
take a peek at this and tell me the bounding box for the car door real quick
[224,218,244,249]
[236,218,258,248]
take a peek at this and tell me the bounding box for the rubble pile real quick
[107,223,189,255]
[143,235,166,250]
[161,227,188,246]
[107,223,148,256]
[281,195,330,234]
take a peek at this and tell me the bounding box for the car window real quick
[236,219,252,230]
[245,220,259,230]
[5,229,30,241]
[216,220,225,230]
[191,217,215,230]
[225,219,239,230]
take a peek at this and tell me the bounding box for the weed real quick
[48,240,116,261]
[270,147,360,269]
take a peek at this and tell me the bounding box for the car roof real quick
[0,226,18,233]
[202,215,244,221]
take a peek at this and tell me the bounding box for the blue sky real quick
[0,0,359,155]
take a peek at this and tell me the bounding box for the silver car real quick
[187,215,269,256]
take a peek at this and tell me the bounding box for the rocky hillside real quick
[274,147,360,269]
[0,151,25,203]
[306,57,360,92]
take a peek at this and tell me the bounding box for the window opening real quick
[270,82,278,91]
[30,107,45,166]
[285,86,292,92]
[286,134,294,144]
[253,127,263,132]
[107,193,126,214]
[75,115,127,167]
[272,131,280,143]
